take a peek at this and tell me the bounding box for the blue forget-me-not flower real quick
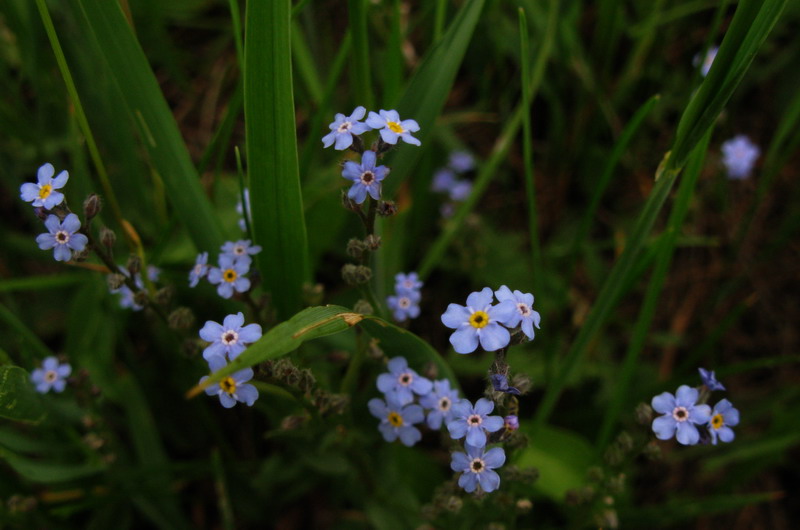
[419,379,460,430]
[387,289,421,322]
[20,163,69,209]
[708,399,740,445]
[220,239,262,266]
[447,398,505,449]
[201,355,259,408]
[432,168,457,193]
[494,285,541,341]
[341,150,388,204]
[207,254,251,299]
[200,312,262,362]
[366,109,421,146]
[441,288,517,354]
[189,252,209,287]
[322,106,370,150]
[698,367,726,391]
[395,272,423,293]
[451,444,506,493]
[651,385,711,445]
[448,151,475,173]
[721,135,760,180]
[30,356,71,394]
[490,373,520,396]
[36,214,88,262]
[376,356,432,405]
[368,395,424,447]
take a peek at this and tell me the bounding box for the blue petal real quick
[238,323,262,343]
[450,451,469,472]
[62,213,81,234]
[402,404,424,425]
[236,384,259,406]
[378,422,397,442]
[483,447,506,468]
[441,304,470,329]
[482,416,505,433]
[223,312,245,330]
[199,320,224,342]
[478,324,510,352]
[717,426,735,443]
[368,398,388,419]
[474,398,494,416]
[458,472,478,493]
[477,469,501,493]
[465,427,487,448]
[334,132,353,150]
[651,391,676,414]
[652,415,676,440]
[53,244,71,262]
[450,327,479,354]
[219,393,237,408]
[675,422,700,445]
[410,376,432,396]
[675,385,699,407]
[398,426,421,446]
[427,411,443,430]
[447,419,468,440]
[68,234,88,252]
[466,288,493,310]
[36,233,56,250]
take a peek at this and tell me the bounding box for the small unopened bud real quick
[72,247,90,262]
[504,414,519,431]
[516,499,532,513]
[443,496,462,513]
[346,238,367,259]
[616,431,634,453]
[154,286,174,306]
[642,441,662,461]
[635,402,653,425]
[377,200,397,217]
[586,466,604,483]
[100,227,116,248]
[280,415,307,431]
[364,234,381,250]
[596,509,619,529]
[33,207,49,221]
[422,362,438,381]
[510,373,532,394]
[341,264,372,285]
[133,290,148,308]
[341,190,360,211]
[353,299,373,315]
[107,273,126,291]
[298,369,316,393]
[168,307,195,330]
[607,473,626,494]
[327,393,350,414]
[302,282,324,306]
[83,194,101,220]
[126,255,141,276]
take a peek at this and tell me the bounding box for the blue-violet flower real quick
[36,213,88,262]
[368,395,424,446]
[30,356,71,394]
[376,356,433,405]
[199,312,263,362]
[189,252,209,287]
[366,109,421,146]
[395,272,423,293]
[341,150,388,204]
[441,288,516,354]
[207,255,251,299]
[708,399,739,445]
[490,373,520,396]
[20,163,69,209]
[449,151,475,173]
[220,239,262,266]
[721,135,760,180]
[387,289,421,322]
[447,398,505,448]
[494,285,541,340]
[201,355,259,408]
[698,367,726,391]
[419,379,460,429]
[322,106,370,150]
[651,385,711,445]
[451,445,505,493]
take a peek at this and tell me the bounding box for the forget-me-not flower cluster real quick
[431,150,475,218]
[386,272,423,323]
[322,107,421,150]
[651,369,740,446]
[189,239,261,299]
[441,286,541,354]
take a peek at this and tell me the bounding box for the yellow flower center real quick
[220,377,237,394]
[387,411,404,427]
[711,413,724,430]
[39,184,53,199]
[387,121,404,134]
[223,269,237,283]
[469,310,489,329]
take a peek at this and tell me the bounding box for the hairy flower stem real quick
[491,347,510,378]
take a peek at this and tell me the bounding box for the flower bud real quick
[504,414,519,431]
[635,402,653,425]
[346,238,366,259]
[353,299,373,315]
[280,415,308,430]
[126,255,141,276]
[154,286,174,306]
[100,227,116,248]
[168,307,195,330]
[341,264,372,285]
[106,273,126,291]
[364,234,381,250]
[133,290,148,308]
[83,194,101,220]
[377,200,397,217]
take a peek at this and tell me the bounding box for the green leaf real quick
[514,425,593,501]
[188,306,363,396]
[73,0,225,252]
[0,445,103,483]
[244,0,310,319]
[0,365,46,423]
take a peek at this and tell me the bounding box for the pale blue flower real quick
[451,444,505,493]
[368,395,424,446]
[651,385,711,445]
[201,355,258,408]
[366,109,421,146]
[199,312,262,361]
[322,106,370,150]
[432,168,457,193]
[708,399,739,445]
[394,272,423,294]
[35,214,87,262]
[447,398,505,448]
[20,163,69,209]
[30,356,71,394]
[386,289,421,322]
[448,180,472,202]
[419,379,460,429]
[189,252,209,287]
[490,374,520,395]
[494,285,540,340]
[220,239,262,266]
[698,367,725,391]
[449,151,475,173]
[441,288,516,354]
[207,255,251,299]
[341,150,388,203]
[721,135,760,180]
[504,415,519,431]
[377,356,432,405]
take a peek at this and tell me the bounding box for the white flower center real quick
[467,414,483,427]
[221,330,239,345]
[398,372,413,387]
[672,406,689,422]
[55,230,70,244]
[398,297,411,309]
[438,397,451,412]
[44,370,58,383]
[337,121,352,133]
[233,245,246,255]
[516,302,531,317]
[469,457,486,474]
[193,264,204,275]
[360,171,375,185]
[404,280,414,289]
